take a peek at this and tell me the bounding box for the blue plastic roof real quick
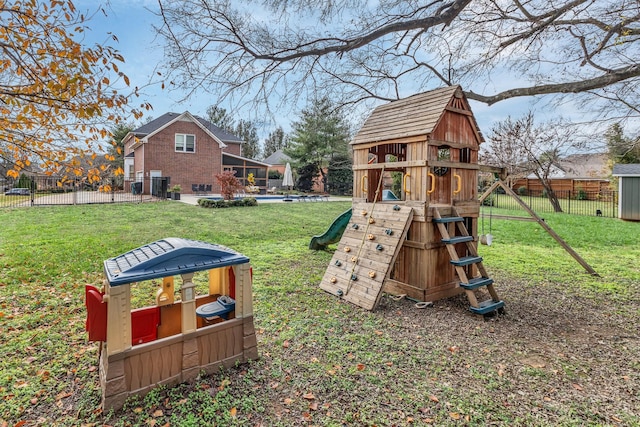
[104,238,249,286]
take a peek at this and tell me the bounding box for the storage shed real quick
[613,164,640,221]
[85,238,257,411]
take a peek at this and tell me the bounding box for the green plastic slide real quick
[309,209,353,250]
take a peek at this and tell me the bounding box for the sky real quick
[77,0,608,147]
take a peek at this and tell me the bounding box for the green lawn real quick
[0,201,638,426]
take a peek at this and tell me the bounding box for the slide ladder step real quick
[450,256,483,267]
[470,299,505,315]
[442,235,474,245]
[460,277,494,290]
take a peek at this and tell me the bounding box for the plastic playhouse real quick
[85,237,257,411]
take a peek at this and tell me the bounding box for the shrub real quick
[198,197,257,208]
[296,163,319,192]
[482,195,495,206]
[517,186,527,196]
[214,170,242,200]
[576,189,587,200]
[268,170,282,179]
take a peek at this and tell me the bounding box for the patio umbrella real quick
[282,162,294,189]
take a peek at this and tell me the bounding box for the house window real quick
[175,134,195,153]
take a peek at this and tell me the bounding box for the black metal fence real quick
[483,189,619,218]
[0,176,161,208]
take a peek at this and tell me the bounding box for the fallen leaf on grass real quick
[282,340,290,348]
[152,409,163,417]
[134,407,143,413]
[56,391,72,400]
[449,412,461,420]
[448,346,459,353]
[356,363,365,371]
[283,398,294,405]
[309,402,318,411]
[303,392,315,400]
[230,407,237,417]
[429,395,439,403]
[572,383,583,391]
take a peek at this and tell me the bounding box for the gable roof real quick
[262,149,291,165]
[613,163,640,176]
[560,153,610,179]
[130,112,244,148]
[352,86,481,145]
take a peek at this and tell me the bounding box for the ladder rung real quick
[433,216,464,223]
[442,236,474,244]
[469,299,505,315]
[450,256,482,266]
[460,277,494,290]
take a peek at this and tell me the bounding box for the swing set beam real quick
[479,179,599,277]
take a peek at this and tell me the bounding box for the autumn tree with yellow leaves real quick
[0,0,149,187]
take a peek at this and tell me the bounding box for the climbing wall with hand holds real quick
[319,202,414,310]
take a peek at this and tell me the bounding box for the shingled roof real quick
[352,86,480,145]
[613,163,640,176]
[132,112,244,144]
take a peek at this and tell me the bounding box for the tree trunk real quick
[541,181,563,212]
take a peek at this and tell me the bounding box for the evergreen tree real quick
[263,126,289,158]
[206,106,235,133]
[605,123,640,164]
[108,123,134,173]
[235,119,261,159]
[286,98,351,192]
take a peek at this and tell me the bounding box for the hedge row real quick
[197,197,258,208]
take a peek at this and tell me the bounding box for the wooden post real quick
[496,180,599,276]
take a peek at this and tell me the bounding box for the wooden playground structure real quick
[317,85,596,314]
[85,238,257,411]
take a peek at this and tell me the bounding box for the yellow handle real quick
[361,175,368,194]
[427,172,435,195]
[453,173,461,195]
[403,173,410,194]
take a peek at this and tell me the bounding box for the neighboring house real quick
[511,153,612,197]
[612,163,640,221]
[122,112,270,195]
[262,149,291,177]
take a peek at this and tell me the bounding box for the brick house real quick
[122,112,270,195]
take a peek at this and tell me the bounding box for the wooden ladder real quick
[432,207,505,316]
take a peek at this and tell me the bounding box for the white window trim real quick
[175,133,196,153]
